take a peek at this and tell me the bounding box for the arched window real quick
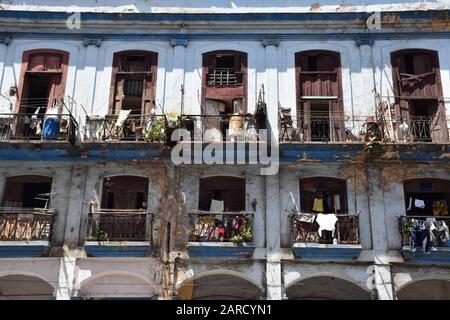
[295,50,344,142]
[403,179,450,216]
[198,176,246,212]
[201,50,247,114]
[109,51,158,115]
[299,177,347,214]
[101,176,149,210]
[391,49,447,142]
[17,49,69,114]
[2,175,52,208]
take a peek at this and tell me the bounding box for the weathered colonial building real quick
[0,1,449,300]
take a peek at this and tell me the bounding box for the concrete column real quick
[263,38,282,300]
[73,39,101,135]
[167,38,188,113]
[373,262,395,300]
[63,165,88,249]
[0,37,11,112]
[356,36,377,115]
[55,256,77,300]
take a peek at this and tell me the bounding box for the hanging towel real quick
[312,198,324,212]
[414,199,425,209]
[210,199,224,212]
[115,109,131,127]
[316,213,338,238]
[334,194,341,211]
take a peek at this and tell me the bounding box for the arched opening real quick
[79,273,156,300]
[0,175,54,241]
[397,279,450,300]
[285,275,371,300]
[178,272,261,300]
[16,49,69,115]
[200,50,249,142]
[294,178,358,245]
[0,274,54,300]
[401,179,450,252]
[189,176,251,243]
[391,49,447,142]
[87,176,149,242]
[293,50,344,142]
[109,50,158,116]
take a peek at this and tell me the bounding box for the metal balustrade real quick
[292,213,360,245]
[0,207,55,241]
[188,210,254,243]
[207,68,242,86]
[87,209,150,241]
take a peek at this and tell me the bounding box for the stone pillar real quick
[55,256,77,300]
[167,38,188,113]
[262,38,282,300]
[63,165,88,249]
[356,36,377,115]
[366,164,395,300]
[73,38,101,136]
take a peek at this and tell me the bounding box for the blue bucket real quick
[43,116,60,140]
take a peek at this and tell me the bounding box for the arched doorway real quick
[0,274,54,300]
[177,272,262,300]
[285,275,371,300]
[397,279,450,300]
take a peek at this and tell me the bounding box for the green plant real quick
[96,230,109,241]
[230,218,253,244]
[145,117,166,141]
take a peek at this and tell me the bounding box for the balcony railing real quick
[87,209,150,241]
[279,112,450,143]
[207,68,242,86]
[400,215,450,251]
[0,113,78,143]
[292,213,360,245]
[0,207,55,241]
[188,209,253,243]
[85,114,263,143]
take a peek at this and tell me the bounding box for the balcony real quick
[291,213,362,260]
[85,209,152,257]
[279,112,450,144]
[0,207,55,257]
[0,113,78,144]
[207,68,243,86]
[400,215,450,264]
[187,210,255,258]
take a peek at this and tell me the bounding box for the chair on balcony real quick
[279,107,294,142]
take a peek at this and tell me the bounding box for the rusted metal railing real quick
[87,209,150,241]
[0,207,55,241]
[0,113,78,143]
[292,212,360,245]
[188,209,254,243]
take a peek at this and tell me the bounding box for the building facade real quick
[0,1,449,300]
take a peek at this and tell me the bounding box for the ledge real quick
[84,241,151,257]
[401,245,450,264]
[186,242,255,259]
[0,241,50,257]
[292,243,362,260]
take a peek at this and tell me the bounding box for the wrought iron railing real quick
[292,213,360,245]
[399,215,450,249]
[279,112,450,143]
[188,210,254,243]
[84,113,264,143]
[87,209,150,241]
[207,68,242,86]
[0,113,78,143]
[0,207,55,241]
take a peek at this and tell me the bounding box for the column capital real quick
[83,38,102,47]
[170,38,188,47]
[1,36,11,46]
[262,38,280,48]
[356,34,374,47]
